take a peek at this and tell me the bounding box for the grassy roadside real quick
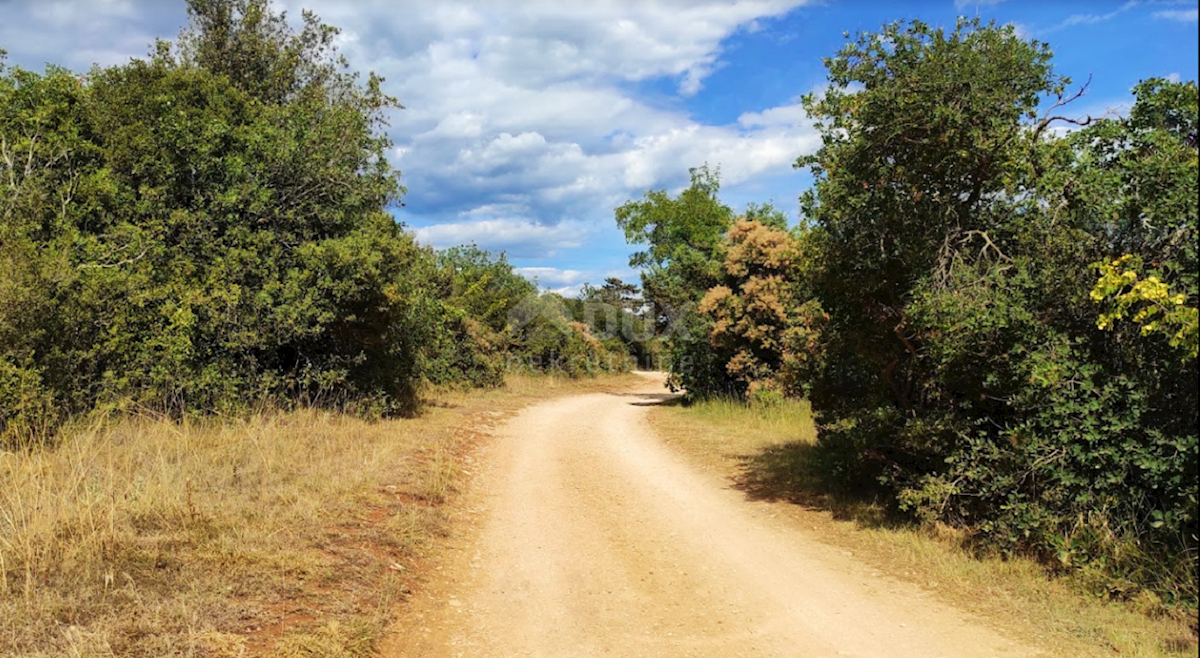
[649,397,1198,658]
[0,373,640,658]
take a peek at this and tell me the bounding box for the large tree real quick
[615,165,736,393]
[793,18,1196,605]
[0,0,481,439]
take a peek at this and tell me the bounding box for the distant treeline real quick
[0,0,658,443]
[617,20,1197,612]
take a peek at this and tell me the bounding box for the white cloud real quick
[515,267,589,288]
[0,0,183,70]
[426,111,487,140]
[1048,1,1138,32]
[1153,8,1199,21]
[525,265,644,296]
[737,101,808,128]
[412,218,592,258]
[31,0,131,25]
[302,0,825,263]
[1008,21,1033,40]
[284,0,806,93]
[3,0,822,275]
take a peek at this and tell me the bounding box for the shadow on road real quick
[606,392,683,406]
[730,441,903,531]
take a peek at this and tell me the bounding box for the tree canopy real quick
[615,17,1197,611]
[0,0,545,439]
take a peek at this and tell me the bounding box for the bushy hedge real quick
[0,1,526,442]
[506,294,631,377]
[793,21,1197,609]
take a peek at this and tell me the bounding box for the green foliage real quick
[176,0,365,107]
[580,277,640,312]
[615,165,736,393]
[773,19,1197,609]
[506,294,629,377]
[437,245,536,336]
[0,1,502,441]
[424,245,539,388]
[795,18,1060,313]
[1083,78,1199,363]
[579,277,664,368]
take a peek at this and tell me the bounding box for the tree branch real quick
[1031,75,1094,143]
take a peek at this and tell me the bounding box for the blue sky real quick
[2,0,1197,295]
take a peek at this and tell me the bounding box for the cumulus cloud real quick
[737,102,808,128]
[520,267,645,297]
[278,0,820,246]
[3,0,823,281]
[288,1,804,90]
[515,267,588,288]
[413,218,592,258]
[0,0,184,70]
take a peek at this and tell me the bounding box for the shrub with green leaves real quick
[789,18,1197,608]
[422,245,539,388]
[506,294,630,377]
[615,165,737,394]
[0,1,504,440]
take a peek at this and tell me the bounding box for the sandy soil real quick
[383,373,1047,657]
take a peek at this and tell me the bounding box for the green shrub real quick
[789,20,1197,609]
[0,1,508,439]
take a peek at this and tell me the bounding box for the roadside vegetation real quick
[0,0,646,448]
[2,0,1195,654]
[0,0,647,654]
[618,18,1197,625]
[0,373,639,657]
[650,398,1198,657]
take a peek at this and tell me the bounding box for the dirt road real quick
[386,373,1045,657]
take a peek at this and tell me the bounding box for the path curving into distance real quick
[385,373,1044,658]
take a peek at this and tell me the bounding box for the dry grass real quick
[650,397,1198,658]
[0,373,639,657]
[652,396,816,459]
